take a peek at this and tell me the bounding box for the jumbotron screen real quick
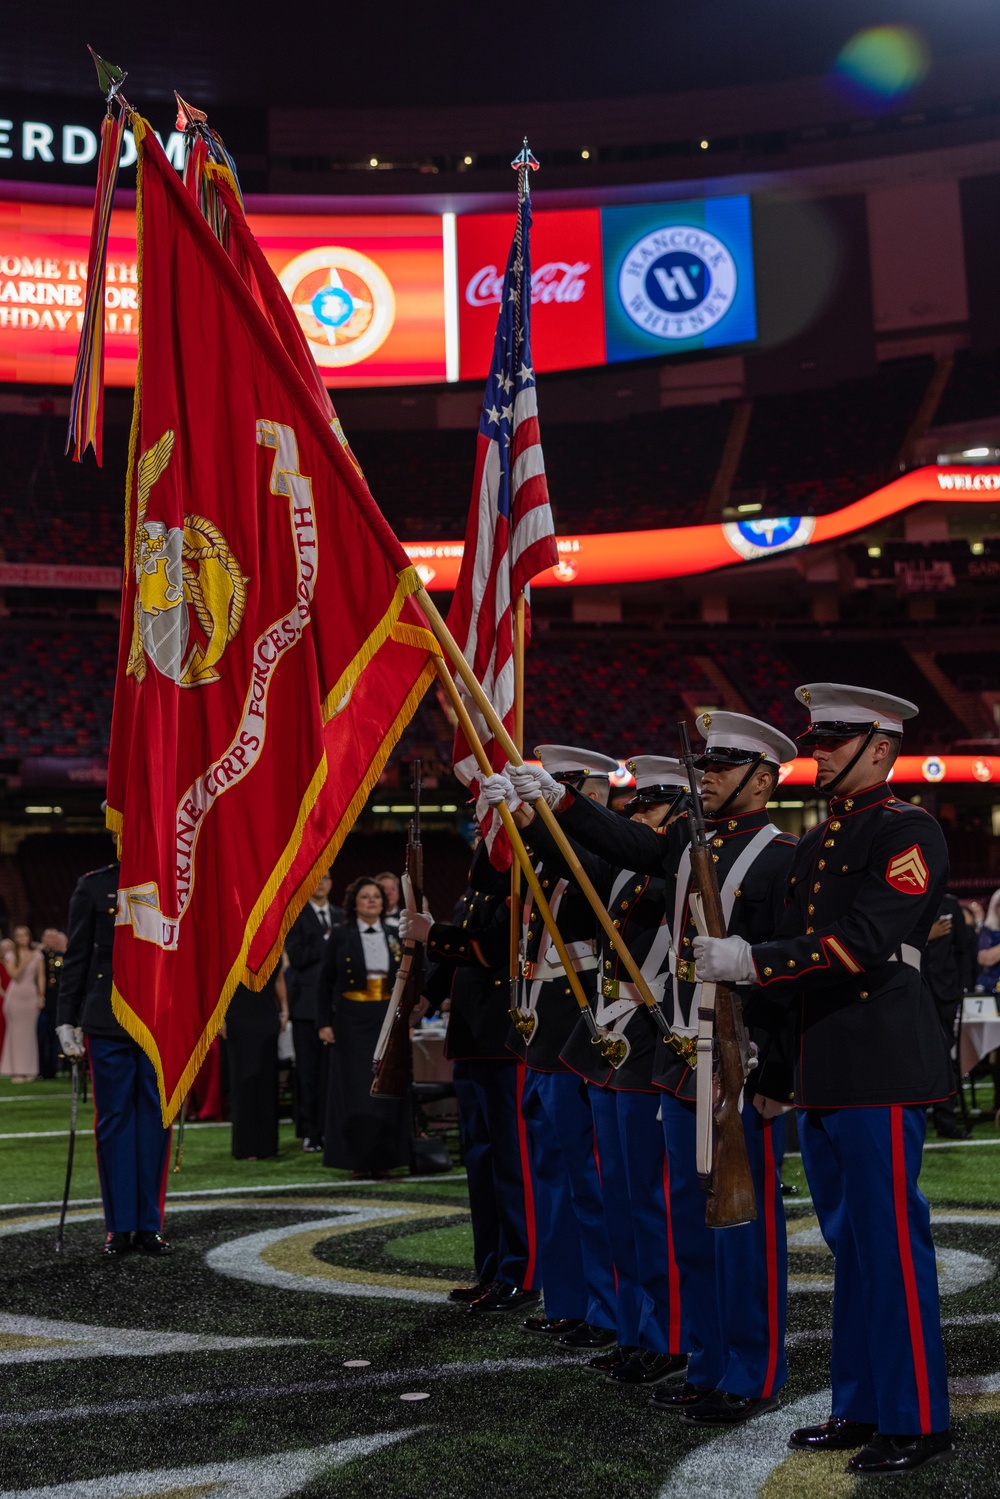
[0,188,757,386]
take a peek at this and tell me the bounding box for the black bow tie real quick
[365,926,377,934]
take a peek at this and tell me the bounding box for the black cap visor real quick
[797,720,881,750]
[693,747,764,770]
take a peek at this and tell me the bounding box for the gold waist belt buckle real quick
[520,960,535,980]
[675,958,696,985]
[601,978,619,1000]
[343,977,390,1003]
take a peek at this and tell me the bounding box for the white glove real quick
[399,909,433,944]
[692,934,755,985]
[479,773,520,811]
[506,762,564,810]
[57,1023,85,1058]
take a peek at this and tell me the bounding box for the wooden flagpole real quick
[420,588,662,1014]
[434,659,600,1029]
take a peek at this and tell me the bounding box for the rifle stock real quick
[688,844,757,1228]
[371,761,424,1099]
[679,723,757,1229]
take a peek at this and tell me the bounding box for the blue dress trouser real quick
[521,1068,616,1327]
[799,1104,950,1435]
[88,1035,170,1235]
[617,1088,685,1356]
[452,1059,537,1289]
[660,1091,787,1397]
[588,1084,644,1346]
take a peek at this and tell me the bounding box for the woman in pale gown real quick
[0,926,45,1081]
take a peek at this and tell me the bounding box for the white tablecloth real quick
[959,993,1000,1076]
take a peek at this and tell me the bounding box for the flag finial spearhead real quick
[510,137,540,175]
[175,92,209,131]
[87,46,127,105]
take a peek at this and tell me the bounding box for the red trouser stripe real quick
[661,1153,682,1355]
[158,1122,173,1227]
[890,1105,932,1434]
[761,1119,779,1399]
[514,1065,537,1291]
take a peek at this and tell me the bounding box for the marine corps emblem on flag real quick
[126,428,247,688]
[885,844,930,894]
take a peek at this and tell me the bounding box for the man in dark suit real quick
[284,871,342,1153]
[57,859,171,1257]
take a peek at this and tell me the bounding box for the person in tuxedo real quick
[284,872,343,1152]
[318,877,408,1178]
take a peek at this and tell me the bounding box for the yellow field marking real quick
[260,1199,468,1293]
[760,1451,858,1499]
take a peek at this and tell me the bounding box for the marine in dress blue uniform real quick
[694,685,954,1475]
[515,714,798,1423]
[403,842,540,1314]
[56,860,171,1257]
[507,746,618,1350]
[534,757,691,1384]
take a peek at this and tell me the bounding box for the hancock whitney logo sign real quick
[617,225,738,341]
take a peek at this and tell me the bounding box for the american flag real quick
[446,173,559,867]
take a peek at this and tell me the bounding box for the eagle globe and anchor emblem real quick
[278,245,397,367]
[127,430,247,688]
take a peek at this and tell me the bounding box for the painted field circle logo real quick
[279,246,396,367]
[618,225,737,340]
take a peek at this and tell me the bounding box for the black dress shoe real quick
[468,1283,541,1314]
[449,1280,493,1304]
[780,1182,800,1197]
[847,1430,953,1473]
[585,1345,636,1375]
[302,1138,323,1153]
[556,1322,617,1350]
[133,1231,171,1255]
[936,1123,971,1140]
[650,1380,716,1412]
[681,1390,781,1426]
[101,1232,133,1257]
[608,1351,688,1386]
[788,1417,878,1452]
[523,1316,582,1335]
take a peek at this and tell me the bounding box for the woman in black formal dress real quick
[318,877,408,1178]
[225,966,286,1160]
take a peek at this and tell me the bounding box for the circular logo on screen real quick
[922,757,946,783]
[617,225,737,340]
[722,516,816,560]
[278,246,396,367]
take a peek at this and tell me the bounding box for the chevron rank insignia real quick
[885,844,930,894]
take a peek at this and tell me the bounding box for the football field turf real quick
[2,1076,1000,1498]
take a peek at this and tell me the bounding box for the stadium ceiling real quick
[2,2,1000,110]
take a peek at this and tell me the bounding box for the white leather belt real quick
[891,943,922,970]
[527,951,599,984]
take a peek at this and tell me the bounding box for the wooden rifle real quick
[678,722,757,1228]
[371,759,424,1098]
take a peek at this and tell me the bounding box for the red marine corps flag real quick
[105,119,438,1122]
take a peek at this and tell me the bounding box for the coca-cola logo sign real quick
[465,261,590,307]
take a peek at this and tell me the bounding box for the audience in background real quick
[284,871,342,1154]
[976,890,1000,995]
[0,926,44,1081]
[318,876,408,1180]
[37,928,66,1080]
[225,965,287,1161]
[375,871,403,936]
[923,892,977,1139]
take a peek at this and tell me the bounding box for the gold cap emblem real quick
[800,688,811,705]
[701,713,711,728]
[626,758,636,773]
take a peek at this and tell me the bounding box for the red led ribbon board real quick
[456,207,605,381]
[404,468,1000,590]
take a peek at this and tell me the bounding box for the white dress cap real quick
[795,683,919,734]
[625,755,700,792]
[534,744,620,777]
[695,711,798,767]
